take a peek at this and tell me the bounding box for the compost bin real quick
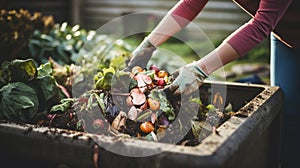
[0,81,283,168]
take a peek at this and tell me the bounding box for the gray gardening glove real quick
[163,62,208,98]
[126,37,156,71]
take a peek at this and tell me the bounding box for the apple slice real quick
[127,106,138,120]
[130,88,146,106]
[135,73,152,86]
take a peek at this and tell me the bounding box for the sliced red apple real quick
[126,96,133,106]
[141,74,152,85]
[130,88,146,106]
[127,106,138,120]
[134,74,146,87]
[135,73,152,86]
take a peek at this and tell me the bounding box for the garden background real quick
[1,0,270,84]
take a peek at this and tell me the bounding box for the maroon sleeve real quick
[169,0,209,27]
[225,0,292,56]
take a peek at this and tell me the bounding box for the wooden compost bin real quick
[0,81,283,168]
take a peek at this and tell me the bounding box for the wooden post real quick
[70,0,81,25]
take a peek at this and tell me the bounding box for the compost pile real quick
[0,9,238,146]
[0,58,235,146]
[51,64,235,146]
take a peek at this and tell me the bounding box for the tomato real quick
[157,70,168,78]
[155,78,165,86]
[140,121,155,133]
[147,97,160,111]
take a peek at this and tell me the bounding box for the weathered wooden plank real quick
[81,0,250,40]
[2,0,251,41]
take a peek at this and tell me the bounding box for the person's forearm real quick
[147,14,182,46]
[198,42,240,75]
[148,0,208,46]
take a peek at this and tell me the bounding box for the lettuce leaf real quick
[0,82,39,122]
[0,59,37,87]
[0,60,65,122]
[9,59,37,82]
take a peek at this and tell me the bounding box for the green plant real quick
[0,59,66,123]
[0,9,55,63]
[46,34,132,97]
[24,22,94,65]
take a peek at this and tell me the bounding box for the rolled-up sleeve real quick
[170,0,208,27]
[225,0,292,56]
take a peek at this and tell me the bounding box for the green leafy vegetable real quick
[11,59,37,81]
[109,55,127,69]
[190,97,208,119]
[0,59,66,122]
[37,62,52,77]
[34,75,63,105]
[148,90,175,120]
[94,67,115,90]
[26,22,91,65]
[94,92,106,114]
[0,59,37,83]
[33,62,66,111]
[0,82,39,122]
[191,119,212,140]
[50,98,74,113]
[224,103,233,113]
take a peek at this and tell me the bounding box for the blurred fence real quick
[82,0,250,41]
[2,0,250,42]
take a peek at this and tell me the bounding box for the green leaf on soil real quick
[0,82,39,122]
[50,98,74,113]
[9,59,37,82]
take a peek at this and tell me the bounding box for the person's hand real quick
[162,62,208,98]
[125,37,156,71]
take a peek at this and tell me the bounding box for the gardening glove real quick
[124,13,184,72]
[125,37,156,71]
[163,61,208,98]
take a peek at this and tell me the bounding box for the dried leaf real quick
[112,111,127,131]
[213,92,224,110]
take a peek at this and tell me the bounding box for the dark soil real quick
[26,86,236,147]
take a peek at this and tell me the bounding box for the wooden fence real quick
[2,0,250,41]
